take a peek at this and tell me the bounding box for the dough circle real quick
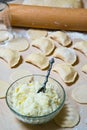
[9,69,32,82]
[0,31,11,43]
[7,37,29,52]
[54,103,80,128]
[72,85,87,103]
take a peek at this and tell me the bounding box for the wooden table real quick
[0,0,87,129]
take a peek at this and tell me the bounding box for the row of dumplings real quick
[0,30,87,84]
[0,45,77,83]
[0,47,77,84]
[25,52,78,83]
[28,30,87,56]
[31,37,77,65]
[1,30,87,61]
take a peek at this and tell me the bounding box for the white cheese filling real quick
[12,81,60,116]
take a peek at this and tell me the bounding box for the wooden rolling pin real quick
[9,4,87,31]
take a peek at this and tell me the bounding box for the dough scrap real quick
[54,103,80,128]
[25,53,49,70]
[82,64,87,73]
[27,29,48,41]
[73,41,87,56]
[23,0,83,8]
[7,37,29,52]
[52,63,77,83]
[0,47,20,67]
[0,80,9,99]
[53,47,77,65]
[49,31,72,47]
[72,85,87,103]
[32,37,55,55]
[9,69,32,83]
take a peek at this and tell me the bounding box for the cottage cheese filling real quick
[12,81,60,116]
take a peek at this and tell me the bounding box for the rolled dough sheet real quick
[23,0,83,8]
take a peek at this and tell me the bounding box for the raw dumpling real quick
[27,29,48,41]
[73,41,87,56]
[6,37,29,52]
[82,64,87,73]
[25,52,49,70]
[48,31,72,46]
[54,103,80,128]
[0,47,20,67]
[52,63,77,83]
[53,47,77,65]
[32,37,55,55]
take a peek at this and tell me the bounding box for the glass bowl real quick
[6,75,66,124]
